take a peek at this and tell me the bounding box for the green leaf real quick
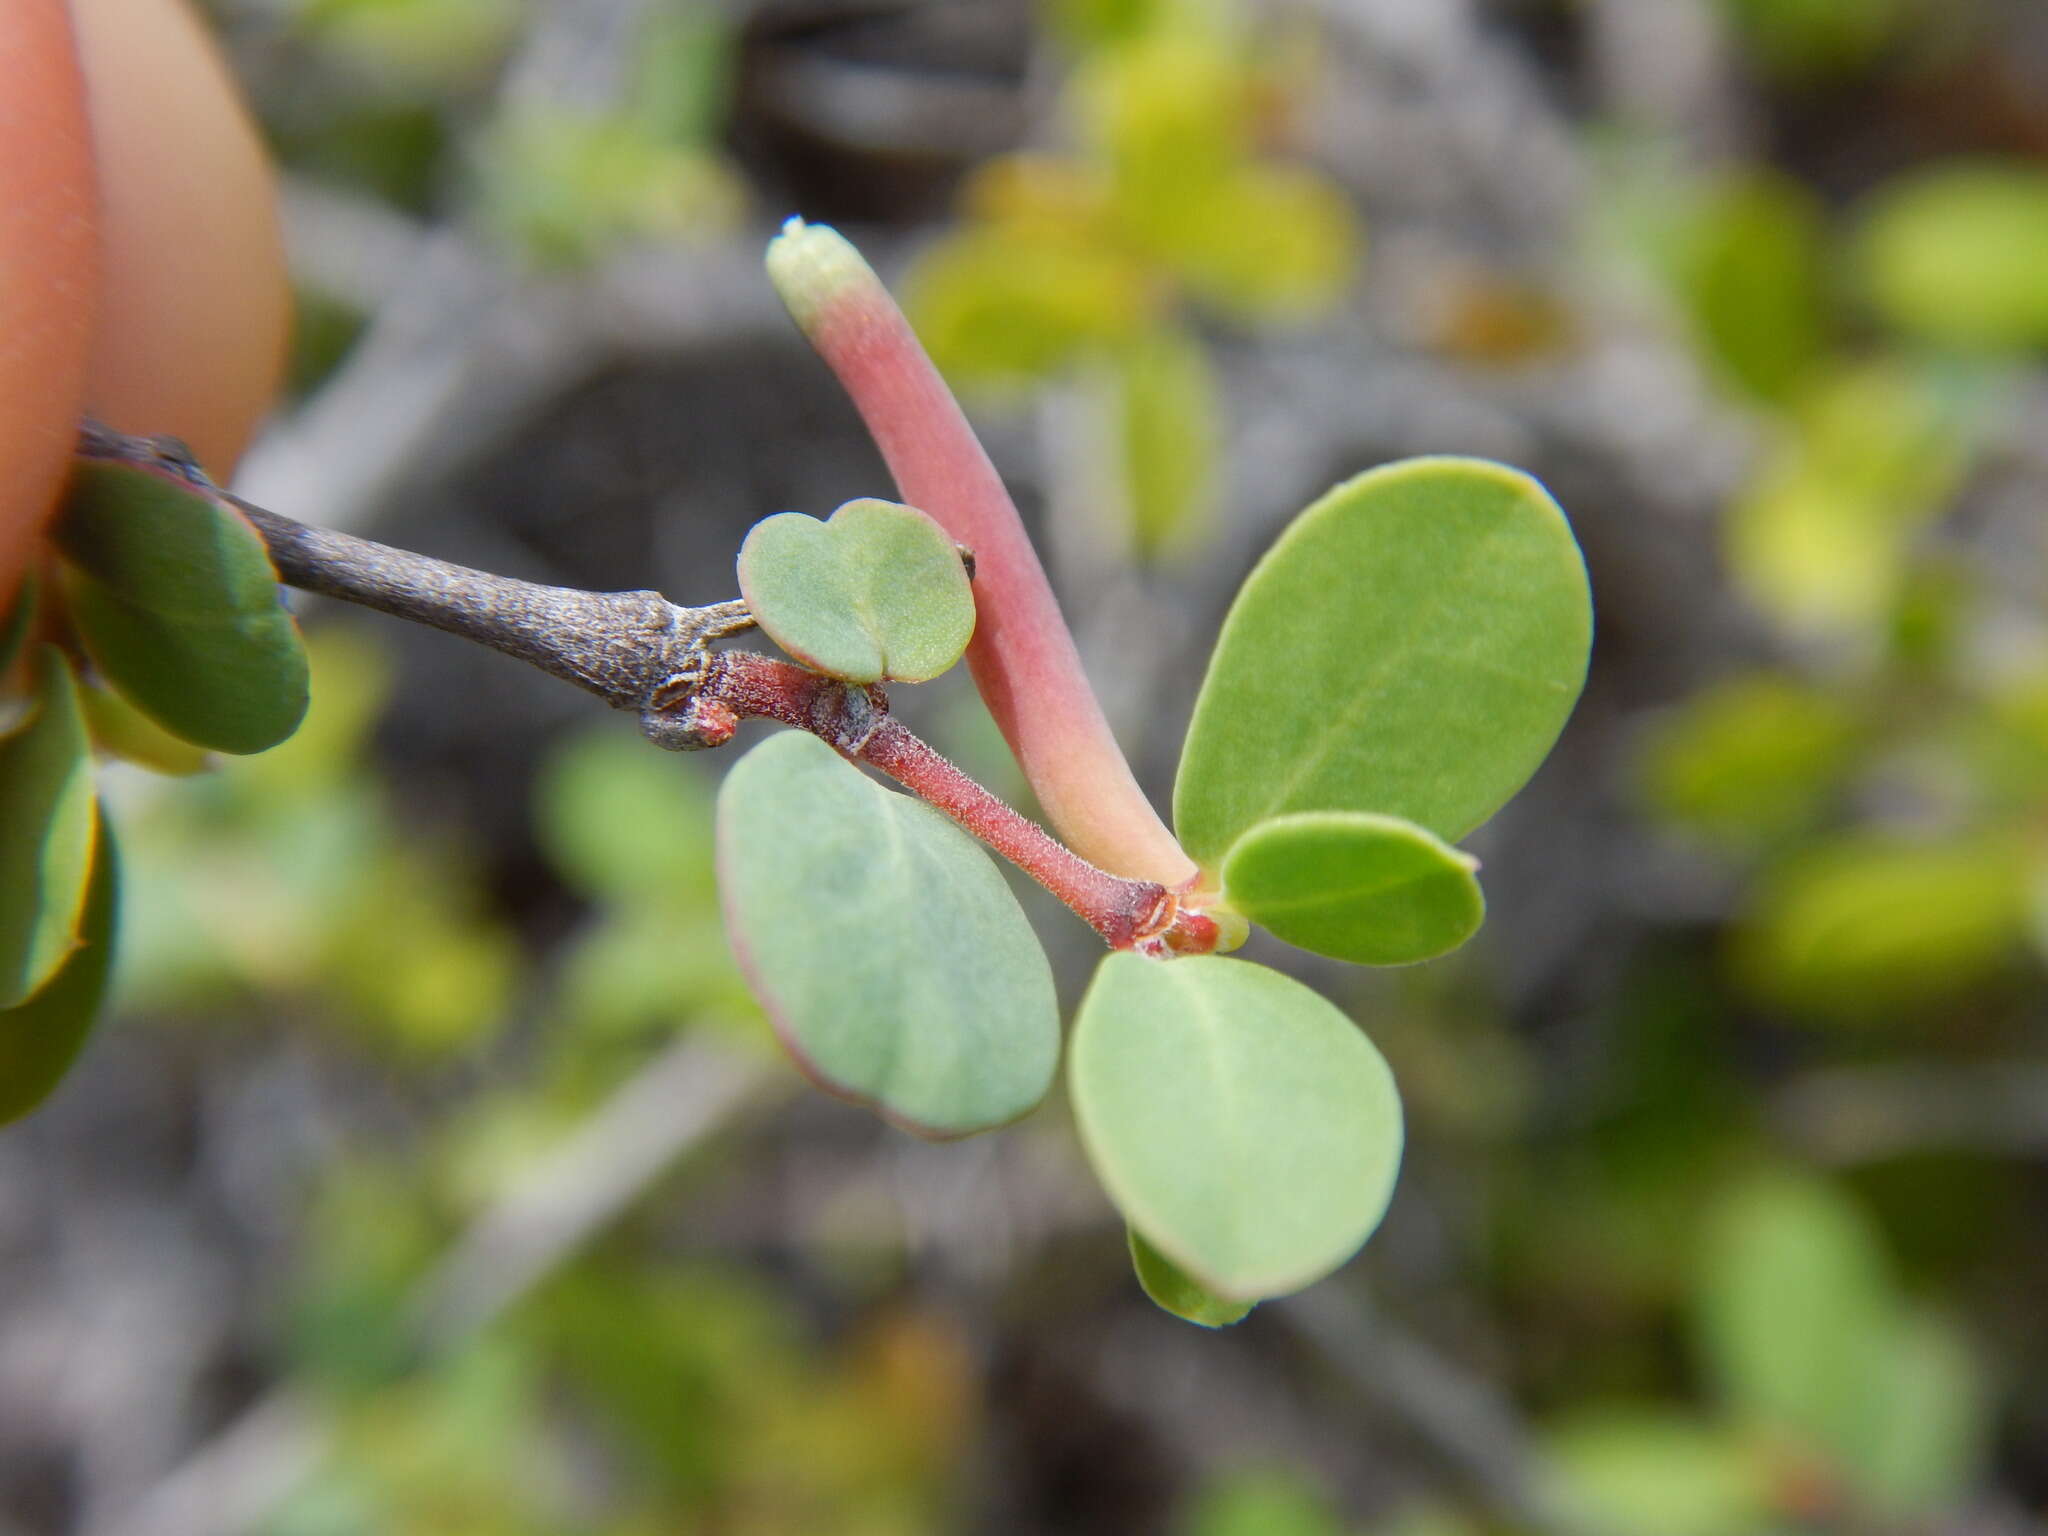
[1846,1308,1985,1517]
[1220,811,1483,966]
[1725,363,1964,637]
[1166,164,1360,322]
[1719,0,1909,80]
[55,459,310,754]
[717,732,1058,1137]
[534,725,716,904]
[1670,171,1829,404]
[1187,1469,1347,1536]
[0,648,98,1008]
[1693,1173,1898,1460]
[1638,672,1860,846]
[1175,458,1591,868]
[1545,1410,1773,1536]
[0,813,116,1125]
[78,679,212,776]
[1128,1227,1253,1328]
[1070,953,1403,1298]
[1114,324,1218,557]
[1853,160,2048,349]
[737,499,976,684]
[907,223,1148,389]
[1734,833,2029,1021]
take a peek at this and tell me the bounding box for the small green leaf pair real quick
[1174,457,1592,967]
[738,498,974,685]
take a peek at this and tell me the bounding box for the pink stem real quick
[766,220,1198,890]
[686,651,1215,953]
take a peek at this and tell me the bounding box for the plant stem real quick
[688,649,1183,949]
[70,424,1220,954]
[767,220,1199,890]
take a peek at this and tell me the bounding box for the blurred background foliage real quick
[4,0,2048,1532]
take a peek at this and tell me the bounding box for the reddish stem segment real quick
[675,650,1212,953]
[767,221,1198,890]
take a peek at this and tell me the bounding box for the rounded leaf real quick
[0,648,97,1008]
[0,813,116,1125]
[55,460,309,754]
[1174,458,1591,867]
[1221,811,1483,966]
[1070,953,1403,1299]
[1852,160,2048,349]
[737,498,974,684]
[717,731,1057,1137]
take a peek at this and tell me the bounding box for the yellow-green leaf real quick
[0,648,97,1008]
[0,815,116,1125]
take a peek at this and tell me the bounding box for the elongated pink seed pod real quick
[766,218,1198,888]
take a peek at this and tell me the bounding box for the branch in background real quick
[92,1038,772,1536]
[1278,1285,1599,1536]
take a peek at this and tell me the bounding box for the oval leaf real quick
[1070,953,1403,1298]
[55,459,309,754]
[737,498,974,683]
[717,731,1057,1137]
[1852,160,2048,350]
[1222,811,1483,966]
[78,679,212,776]
[1173,458,1591,867]
[0,648,97,1008]
[0,814,117,1125]
[1129,1227,1253,1328]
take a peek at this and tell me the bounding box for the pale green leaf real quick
[1853,160,2048,349]
[535,725,716,904]
[738,499,975,684]
[1070,953,1403,1298]
[1693,1173,1897,1458]
[1175,458,1591,867]
[0,814,116,1125]
[56,459,309,754]
[1221,811,1483,966]
[0,648,98,1008]
[1128,1227,1253,1328]
[717,732,1057,1137]
[1546,1410,1773,1536]
[1843,1308,1985,1517]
